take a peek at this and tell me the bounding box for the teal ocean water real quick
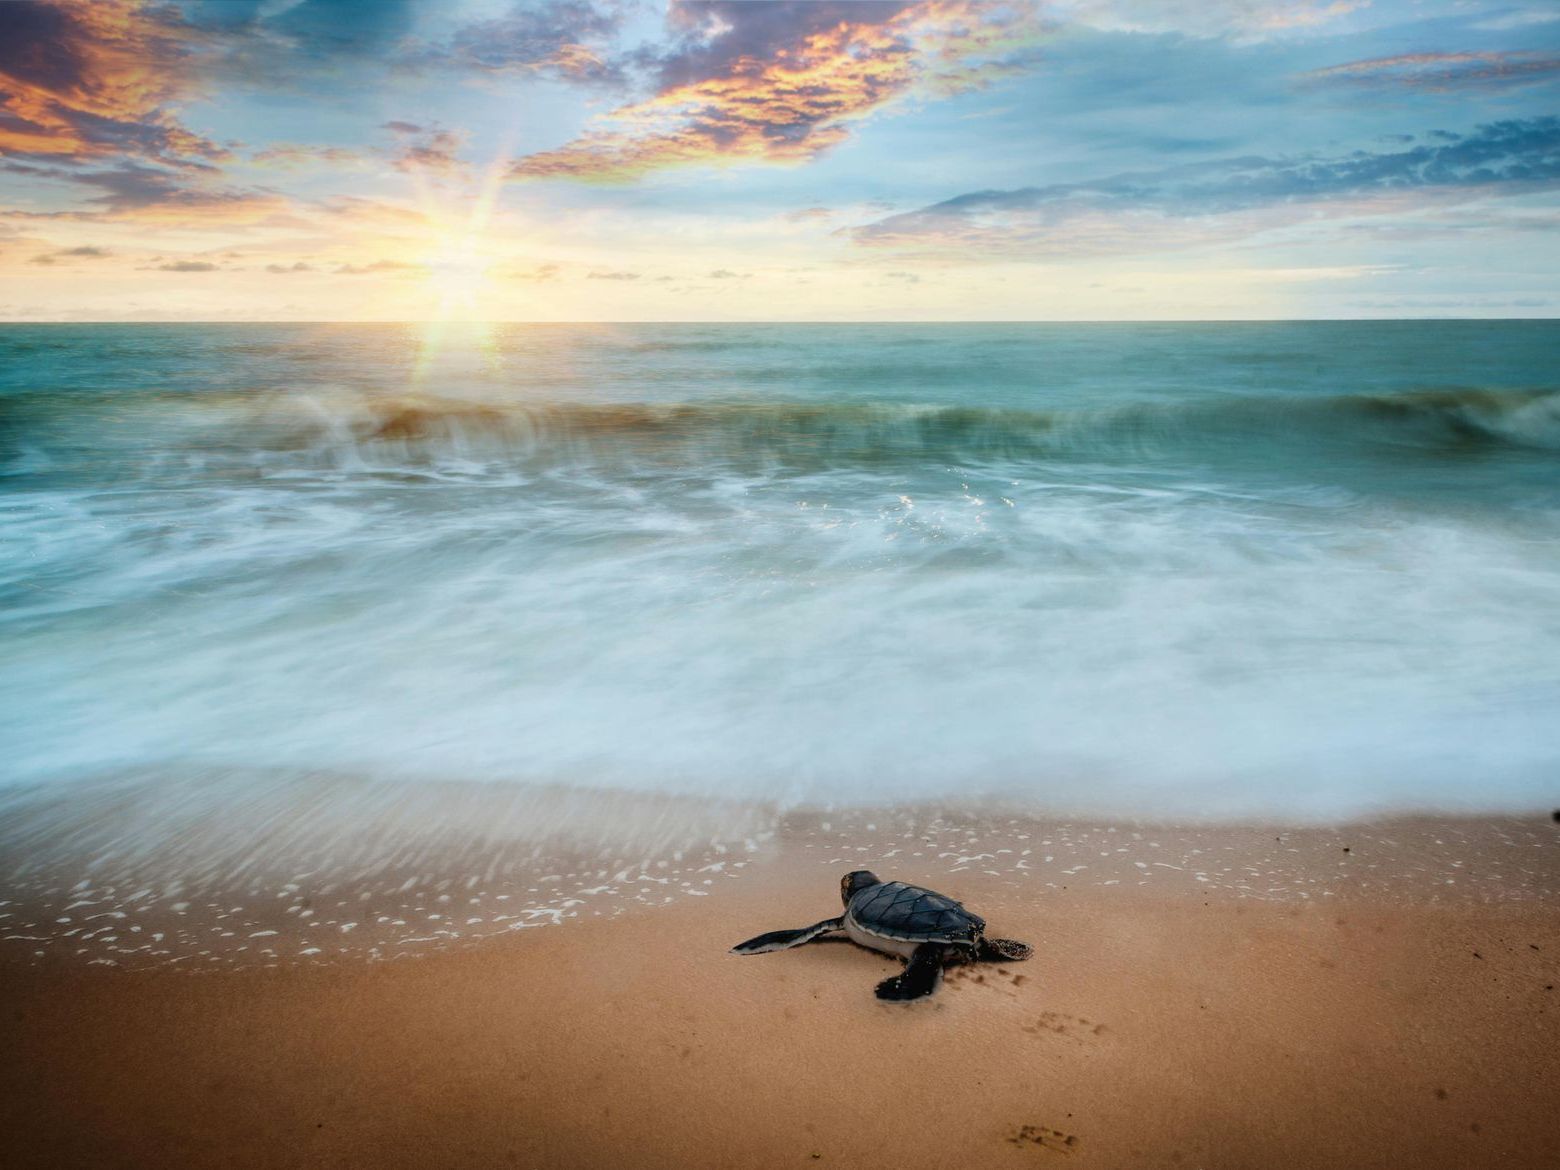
[3,321,1558,819]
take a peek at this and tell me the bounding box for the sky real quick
[2,0,1558,321]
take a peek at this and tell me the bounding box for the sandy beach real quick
[3,805,1557,1170]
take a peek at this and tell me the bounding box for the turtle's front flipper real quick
[978,937,1033,962]
[874,942,944,1001]
[730,917,843,955]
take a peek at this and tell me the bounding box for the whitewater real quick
[2,321,1557,819]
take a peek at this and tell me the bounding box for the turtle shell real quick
[847,881,984,944]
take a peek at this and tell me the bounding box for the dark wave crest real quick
[6,385,1559,481]
[222,386,1560,468]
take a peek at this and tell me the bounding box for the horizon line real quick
[3,317,1558,326]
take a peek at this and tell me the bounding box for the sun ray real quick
[404,143,516,390]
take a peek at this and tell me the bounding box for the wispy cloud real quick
[250,144,374,169]
[850,117,1560,255]
[251,122,471,178]
[319,196,430,228]
[495,261,562,281]
[1,156,287,225]
[1469,8,1560,33]
[335,259,424,276]
[1043,0,1368,40]
[29,243,110,264]
[509,0,1044,182]
[1305,51,1560,92]
[428,0,627,84]
[3,159,285,222]
[183,0,422,86]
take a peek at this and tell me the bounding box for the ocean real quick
[3,321,1558,821]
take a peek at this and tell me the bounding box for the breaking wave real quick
[8,385,1560,483]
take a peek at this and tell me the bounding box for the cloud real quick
[1349,296,1554,311]
[186,0,421,82]
[429,0,626,83]
[194,0,624,95]
[29,243,110,263]
[251,123,466,176]
[496,262,562,281]
[1304,52,1560,92]
[334,259,423,275]
[0,0,223,165]
[1,156,286,225]
[509,0,1044,182]
[0,4,311,224]
[784,206,834,221]
[708,268,749,278]
[253,0,418,59]
[15,159,285,221]
[319,195,430,227]
[587,269,641,280]
[154,260,218,272]
[850,117,1560,255]
[1470,9,1560,32]
[265,261,315,274]
[1042,0,1368,40]
[383,121,467,176]
[1331,203,1560,241]
[250,143,373,169]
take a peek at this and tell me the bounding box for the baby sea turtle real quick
[731,869,1033,1000]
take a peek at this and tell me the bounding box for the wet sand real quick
[2,808,1558,1170]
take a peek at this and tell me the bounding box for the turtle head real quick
[840,870,881,906]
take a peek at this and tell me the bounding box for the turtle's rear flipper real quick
[978,937,1033,962]
[730,917,843,955]
[875,943,944,1001]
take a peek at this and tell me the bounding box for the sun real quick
[421,231,494,321]
[407,229,501,388]
[405,146,514,325]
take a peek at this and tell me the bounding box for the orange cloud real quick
[0,0,221,165]
[509,1,1043,181]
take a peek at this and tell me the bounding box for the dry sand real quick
[3,810,1558,1170]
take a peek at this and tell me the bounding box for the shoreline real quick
[3,807,1558,1169]
[3,774,1558,972]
